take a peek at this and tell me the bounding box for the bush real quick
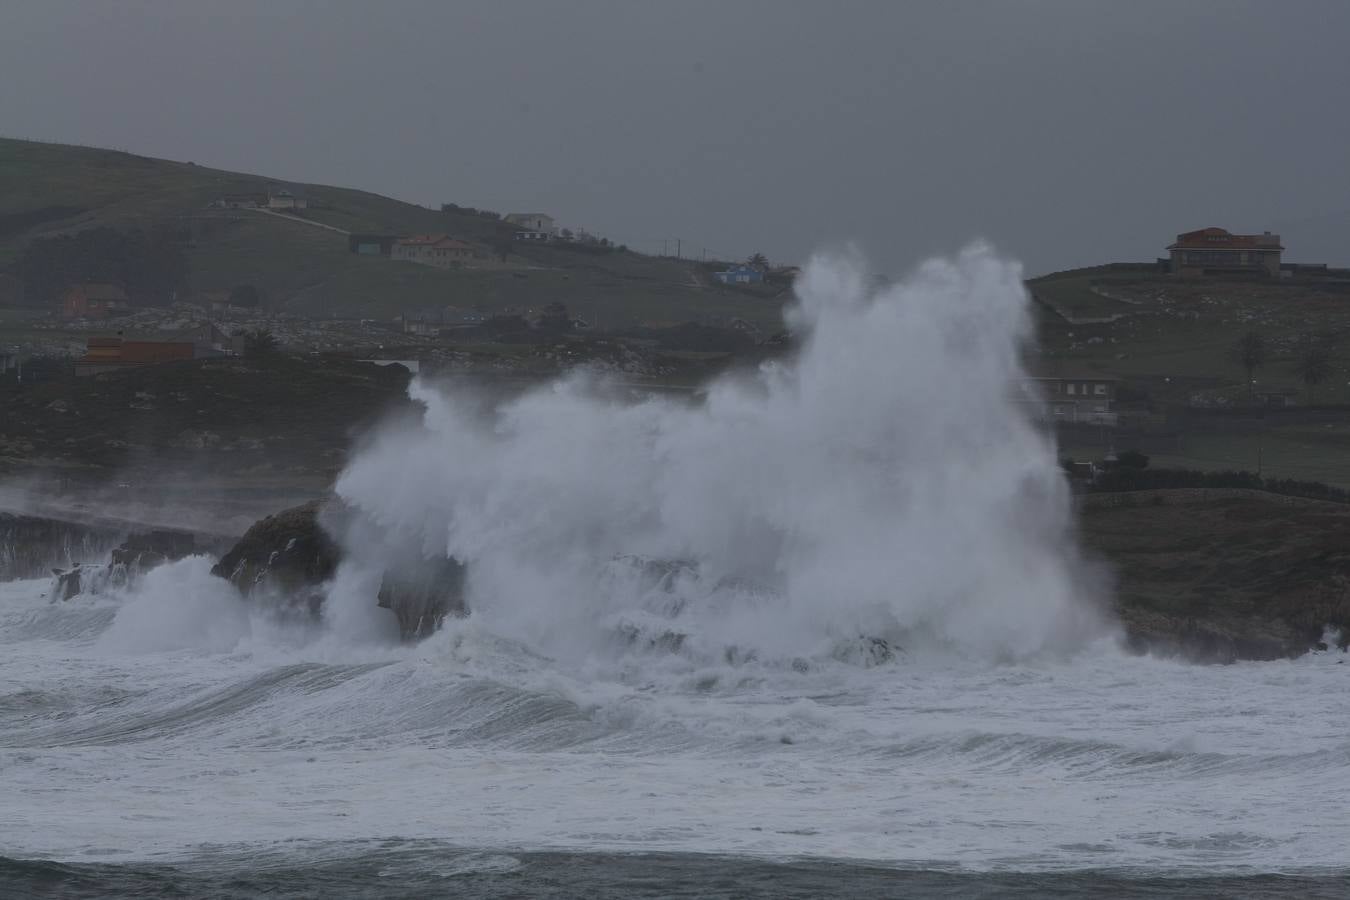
[240,329,278,356]
[1116,449,1150,470]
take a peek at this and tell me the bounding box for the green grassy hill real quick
[0,138,786,329]
[1029,264,1350,402]
[1030,264,1350,485]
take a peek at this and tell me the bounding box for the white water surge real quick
[2,247,1347,876]
[335,244,1105,665]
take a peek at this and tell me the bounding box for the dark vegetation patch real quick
[0,354,412,481]
[1081,493,1350,661]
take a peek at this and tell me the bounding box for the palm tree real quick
[747,252,769,272]
[1292,334,1335,405]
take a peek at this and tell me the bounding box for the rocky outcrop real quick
[209,501,340,609]
[210,500,465,640]
[1117,608,1312,664]
[377,557,466,640]
[45,527,201,601]
[51,564,88,601]
[110,530,197,572]
[1081,491,1350,662]
[0,512,127,581]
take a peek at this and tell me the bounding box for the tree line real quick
[1231,329,1338,404]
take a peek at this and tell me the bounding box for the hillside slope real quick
[0,138,786,328]
[1029,264,1350,402]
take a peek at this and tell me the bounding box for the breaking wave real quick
[334,245,1107,665]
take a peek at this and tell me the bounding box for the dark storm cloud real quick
[2,0,1348,274]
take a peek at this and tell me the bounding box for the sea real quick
[1,570,1348,898]
[3,247,1347,897]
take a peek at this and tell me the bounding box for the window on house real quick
[1094,384,1107,395]
[1066,384,1075,395]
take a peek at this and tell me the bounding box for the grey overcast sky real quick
[2,0,1348,276]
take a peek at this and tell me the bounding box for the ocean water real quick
[3,247,1347,897]
[2,570,1348,898]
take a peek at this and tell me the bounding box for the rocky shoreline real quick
[8,489,1349,661]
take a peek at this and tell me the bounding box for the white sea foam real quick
[336,245,1107,667]
[97,556,251,655]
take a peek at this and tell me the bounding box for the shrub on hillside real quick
[1116,449,1150,470]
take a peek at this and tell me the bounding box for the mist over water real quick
[336,245,1106,664]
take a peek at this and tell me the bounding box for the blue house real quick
[713,265,765,285]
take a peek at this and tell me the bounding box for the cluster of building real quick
[62,283,131,319]
[73,324,239,376]
[209,187,308,211]
[1164,226,1331,279]
[1024,374,1119,426]
[711,263,800,286]
[348,212,581,271]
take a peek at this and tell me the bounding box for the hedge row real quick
[1091,468,1350,504]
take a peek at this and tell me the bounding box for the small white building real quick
[267,188,308,210]
[503,213,557,235]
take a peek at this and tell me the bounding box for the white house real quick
[267,188,308,211]
[503,213,557,235]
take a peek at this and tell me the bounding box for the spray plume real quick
[334,245,1106,663]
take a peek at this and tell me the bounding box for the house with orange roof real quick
[1167,227,1283,278]
[391,234,482,269]
[62,283,130,320]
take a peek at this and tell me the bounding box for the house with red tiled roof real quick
[391,234,482,269]
[73,337,196,376]
[1167,227,1283,278]
[62,283,130,320]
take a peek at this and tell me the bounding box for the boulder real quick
[210,500,465,640]
[51,565,85,601]
[0,512,125,581]
[210,501,340,608]
[110,530,197,573]
[377,557,466,640]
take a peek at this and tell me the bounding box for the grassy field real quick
[1061,422,1350,488]
[0,137,787,329]
[1032,267,1350,405]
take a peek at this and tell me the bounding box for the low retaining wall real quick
[1078,488,1344,510]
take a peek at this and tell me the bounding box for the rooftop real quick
[69,283,128,301]
[1168,227,1284,251]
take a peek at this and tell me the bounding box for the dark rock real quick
[110,530,196,573]
[1118,608,1307,664]
[0,513,126,581]
[211,499,469,641]
[1082,493,1350,662]
[51,565,84,601]
[377,557,466,640]
[210,501,340,606]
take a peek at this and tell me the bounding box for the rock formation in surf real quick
[49,527,200,601]
[209,501,340,612]
[210,499,465,640]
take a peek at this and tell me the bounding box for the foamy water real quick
[2,248,1346,890]
[1,572,1348,874]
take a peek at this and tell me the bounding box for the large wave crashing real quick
[334,246,1107,664]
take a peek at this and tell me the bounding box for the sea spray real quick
[335,245,1108,662]
[98,556,250,654]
